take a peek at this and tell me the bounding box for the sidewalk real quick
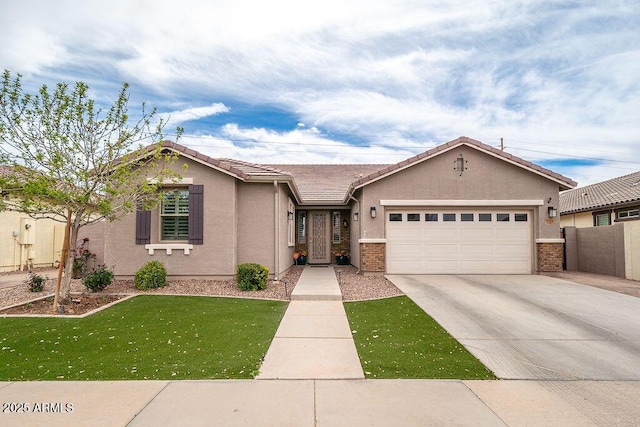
[257,266,364,379]
[2,379,640,426]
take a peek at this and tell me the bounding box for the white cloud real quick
[158,103,229,126]
[0,0,638,184]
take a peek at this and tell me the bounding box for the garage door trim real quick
[381,199,544,206]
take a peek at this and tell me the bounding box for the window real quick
[389,213,403,221]
[332,212,341,243]
[443,213,456,222]
[497,213,510,222]
[287,199,295,246]
[298,211,306,243]
[161,189,189,240]
[479,213,492,222]
[617,208,639,220]
[461,213,474,222]
[407,213,420,221]
[514,213,528,222]
[425,213,438,222]
[136,184,203,246]
[594,213,611,226]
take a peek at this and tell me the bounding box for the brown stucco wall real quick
[564,224,626,277]
[103,156,238,278]
[359,146,562,240]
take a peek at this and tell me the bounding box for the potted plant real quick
[334,250,349,265]
[293,251,307,265]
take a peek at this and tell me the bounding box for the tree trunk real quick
[52,210,72,313]
[60,222,80,300]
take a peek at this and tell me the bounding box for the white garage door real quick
[386,210,532,274]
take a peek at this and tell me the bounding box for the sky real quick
[1,0,639,187]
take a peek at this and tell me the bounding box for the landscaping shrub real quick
[24,273,47,292]
[83,265,114,292]
[236,263,269,291]
[134,260,167,290]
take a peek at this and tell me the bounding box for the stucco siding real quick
[359,146,562,241]
[560,211,597,228]
[0,211,63,272]
[103,157,238,278]
[236,181,275,271]
[624,221,640,281]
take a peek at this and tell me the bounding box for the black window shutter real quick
[189,185,204,245]
[135,208,151,244]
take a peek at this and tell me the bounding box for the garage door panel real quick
[386,208,532,274]
[424,244,458,255]
[387,243,421,255]
[424,260,458,273]
[496,244,530,255]
[461,260,495,272]
[496,228,529,240]
[426,228,458,239]
[461,244,493,255]
[460,228,493,239]
[387,227,422,239]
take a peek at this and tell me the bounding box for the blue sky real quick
[1,0,639,186]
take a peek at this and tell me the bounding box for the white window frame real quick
[297,211,306,244]
[332,211,341,244]
[287,198,295,247]
[160,188,189,241]
[617,208,639,220]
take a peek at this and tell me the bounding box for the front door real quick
[309,211,331,264]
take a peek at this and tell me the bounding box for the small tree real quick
[0,70,183,310]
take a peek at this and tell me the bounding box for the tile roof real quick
[158,137,576,205]
[266,164,388,203]
[560,170,640,214]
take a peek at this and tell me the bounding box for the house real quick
[0,166,65,272]
[560,171,640,280]
[560,171,640,227]
[84,136,576,279]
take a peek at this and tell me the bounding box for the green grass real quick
[345,296,495,379]
[0,295,288,380]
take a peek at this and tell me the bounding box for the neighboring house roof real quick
[351,136,577,191]
[560,170,640,214]
[157,137,576,205]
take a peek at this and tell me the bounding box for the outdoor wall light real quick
[353,212,359,222]
[343,219,349,228]
[548,206,558,218]
[370,206,377,218]
[287,211,294,220]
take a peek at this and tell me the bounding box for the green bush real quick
[24,273,47,292]
[134,260,167,290]
[236,263,269,291]
[83,265,114,292]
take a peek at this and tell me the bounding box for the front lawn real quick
[0,295,288,380]
[345,296,495,379]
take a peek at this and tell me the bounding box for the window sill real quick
[145,243,194,255]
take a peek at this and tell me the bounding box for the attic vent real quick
[632,181,640,187]
[454,154,467,176]
[581,192,588,197]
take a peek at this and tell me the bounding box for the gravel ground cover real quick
[1,265,402,314]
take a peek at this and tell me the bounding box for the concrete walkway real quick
[257,266,364,380]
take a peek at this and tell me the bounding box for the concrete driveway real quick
[387,274,640,380]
